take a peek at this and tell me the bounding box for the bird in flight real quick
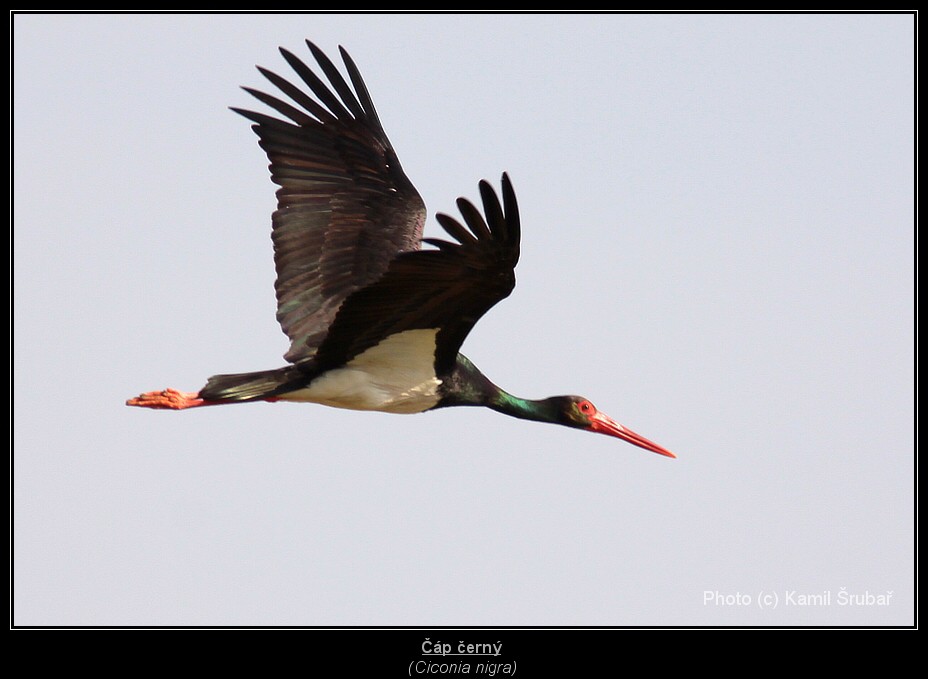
[126,40,676,458]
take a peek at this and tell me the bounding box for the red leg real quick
[126,388,208,410]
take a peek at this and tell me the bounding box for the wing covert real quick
[314,174,521,375]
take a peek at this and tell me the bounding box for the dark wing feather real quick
[314,174,521,375]
[232,41,425,363]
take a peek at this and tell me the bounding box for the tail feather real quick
[199,365,304,402]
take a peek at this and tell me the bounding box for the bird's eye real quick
[578,400,595,415]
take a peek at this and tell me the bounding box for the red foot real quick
[126,388,206,410]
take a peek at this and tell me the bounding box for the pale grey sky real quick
[13,13,914,626]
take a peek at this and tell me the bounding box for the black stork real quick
[126,40,676,459]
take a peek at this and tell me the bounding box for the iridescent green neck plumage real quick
[437,354,564,425]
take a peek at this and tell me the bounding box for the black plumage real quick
[233,42,427,365]
[194,41,518,402]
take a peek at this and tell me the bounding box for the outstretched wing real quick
[313,174,521,376]
[232,41,426,363]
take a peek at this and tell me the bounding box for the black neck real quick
[438,354,562,425]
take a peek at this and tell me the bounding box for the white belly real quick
[276,329,442,414]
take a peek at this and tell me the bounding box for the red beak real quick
[589,412,676,458]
